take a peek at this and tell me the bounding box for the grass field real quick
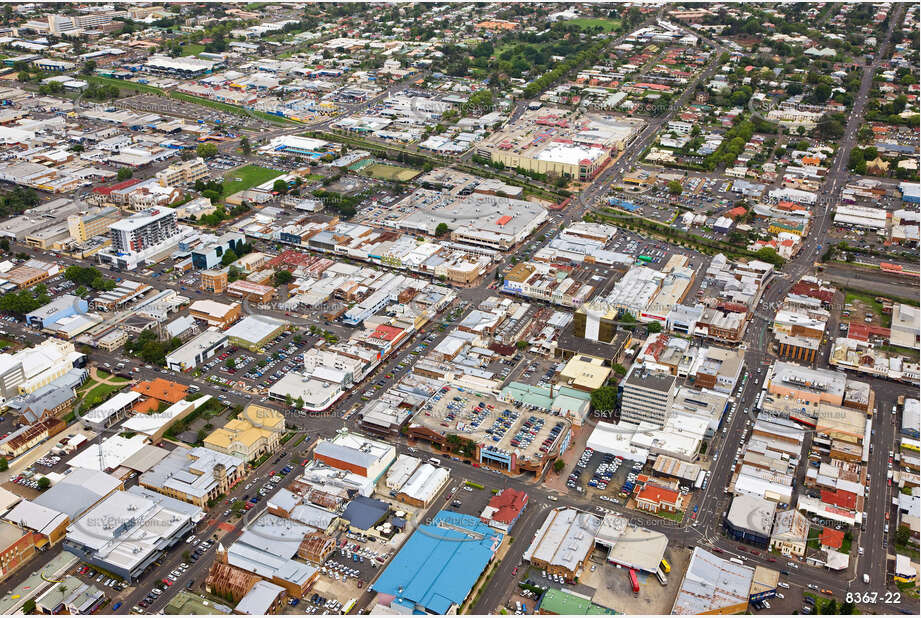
[362,163,421,182]
[180,43,206,57]
[78,375,130,410]
[564,17,622,32]
[223,165,284,196]
[87,75,165,96]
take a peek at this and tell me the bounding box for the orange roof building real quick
[132,378,189,404]
[634,484,685,513]
[819,527,844,550]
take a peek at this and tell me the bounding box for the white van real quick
[863,574,870,584]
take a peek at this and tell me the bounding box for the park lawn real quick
[180,43,205,57]
[78,379,130,410]
[222,165,284,197]
[0,338,17,350]
[564,17,622,32]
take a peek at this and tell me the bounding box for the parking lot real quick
[200,328,313,396]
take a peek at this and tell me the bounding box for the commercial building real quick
[619,363,678,426]
[222,514,319,597]
[25,295,89,330]
[672,547,755,615]
[0,338,84,406]
[98,207,182,271]
[191,232,245,269]
[64,486,201,581]
[139,446,245,508]
[394,463,450,508]
[67,207,122,243]
[891,303,920,350]
[313,431,396,482]
[156,157,209,187]
[204,417,281,463]
[770,509,810,558]
[34,575,105,615]
[224,315,288,350]
[227,280,276,303]
[143,55,222,78]
[372,511,503,614]
[188,299,242,329]
[523,507,599,580]
[724,494,776,547]
[477,109,642,181]
[0,523,35,582]
[200,268,229,294]
[165,328,229,371]
[557,355,611,392]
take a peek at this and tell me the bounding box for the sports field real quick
[223,165,284,196]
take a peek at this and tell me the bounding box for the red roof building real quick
[820,488,857,511]
[634,484,684,513]
[819,527,844,550]
[480,488,528,532]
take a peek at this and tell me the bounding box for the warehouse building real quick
[523,507,600,580]
[372,511,503,614]
[224,315,288,351]
[64,486,201,581]
[672,547,755,615]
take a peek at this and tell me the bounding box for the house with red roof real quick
[819,527,845,550]
[480,488,529,532]
[634,483,685,514]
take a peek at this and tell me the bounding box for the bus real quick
[428,458,441,466]
[729,557,744,566]
[629,569,639,596]
[342,599,357,614]
[637,255,653,263]
[655,568,668,586]
[660,558,671,574]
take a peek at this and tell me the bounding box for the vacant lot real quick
[362,163,421,182]
[223,165,284,196]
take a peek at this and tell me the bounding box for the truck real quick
[660,558,671,574]
[629,569,639,596]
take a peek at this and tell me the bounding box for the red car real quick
[162,579,173,586]
[767,558,777,563]
[713,548,724,554]
[513,567,518,575]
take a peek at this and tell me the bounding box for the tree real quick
[646,321,662,334]
[820,599,838,615]
[240,136,251,155]
[667,180,683,195]
[895,525,911,546]
[197,142,218,159]
[116,167,133,181]
[515,340,528,350]
[0,457,7,472]
[37,477,51,490]
[22,599,35,615]
[220,249,238,266]
[434,222,450,236]
[590,386,618,416]
[553,459,566,473]
[272,179,289,195]
[80,60,96,75]
[273,269,293,286]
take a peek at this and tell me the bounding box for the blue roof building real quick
[372,511,503,614]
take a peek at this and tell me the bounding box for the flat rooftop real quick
[409,386,570,464]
